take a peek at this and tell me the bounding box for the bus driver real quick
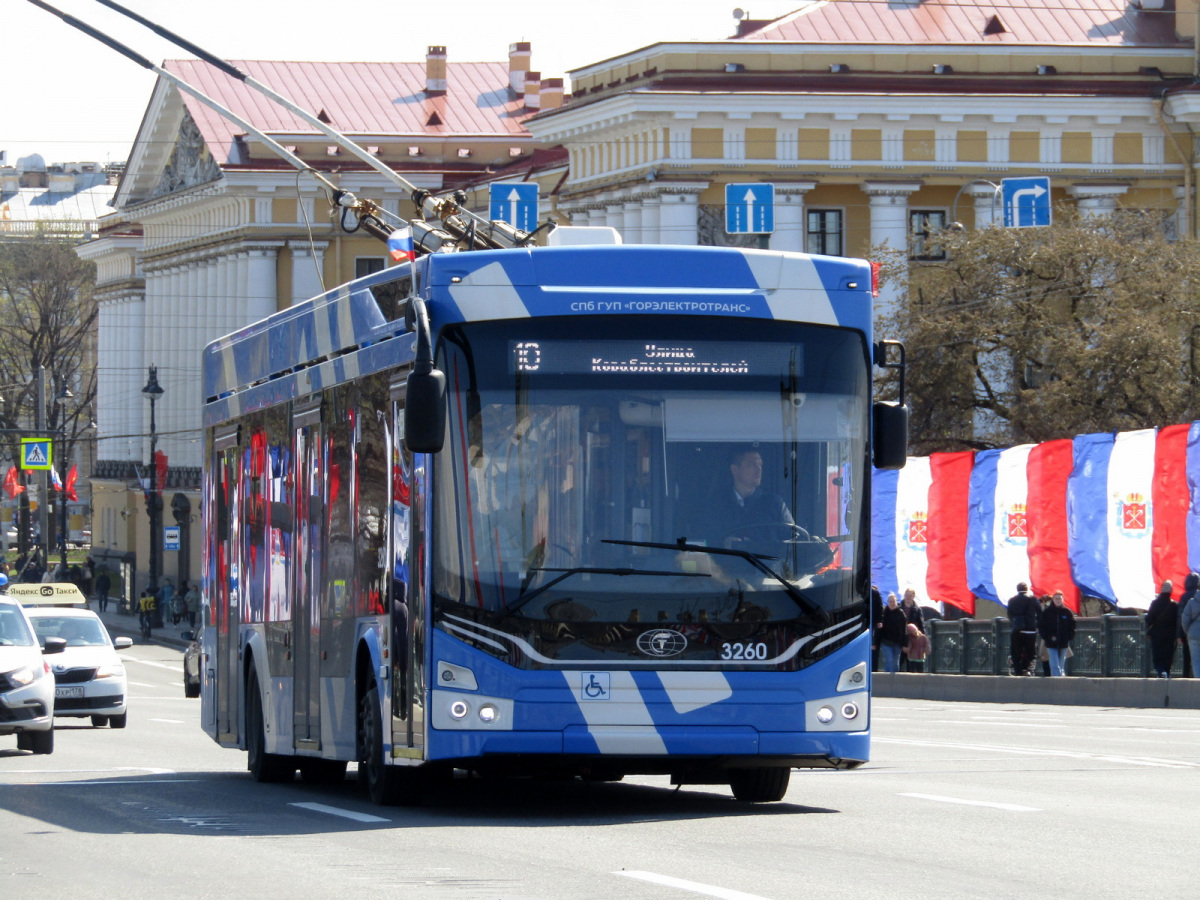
[708,445,795,549]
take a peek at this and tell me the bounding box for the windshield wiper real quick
[604,538,831,624]
[496,565,709,621]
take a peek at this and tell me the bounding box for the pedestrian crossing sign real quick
[21,438,52,471]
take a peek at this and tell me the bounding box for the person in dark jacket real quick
[1038,590,1075,677]
[898,588,925,669]
[870,585,884,672]
[1007,582,1040,676]
[1145,580,1179,678]
[879,592,909,674]
[1177,573,1199,678]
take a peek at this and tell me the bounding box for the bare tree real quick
[0,240,98,467]
[876,209,1200,454]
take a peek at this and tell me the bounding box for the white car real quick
[25,607,131,728]
[0,596,61,753]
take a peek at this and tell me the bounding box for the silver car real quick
[25,607,132,728]
[0,596,62,753]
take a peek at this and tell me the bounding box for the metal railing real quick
[927,615,1187,677]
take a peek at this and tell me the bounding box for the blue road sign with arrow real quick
[725,183,775,234]
[489,183,539,231]
[1002,176,1052,228]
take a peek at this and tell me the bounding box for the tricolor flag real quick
[387,226,415,262]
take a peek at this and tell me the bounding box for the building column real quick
[244,243,282,322]
[770,182,817,253]
[864,181,922,318]
[657,184,707,246]
[289,240,329,305]
[965,182,1002,229]
[640,191,663,244]
[622,200,643,245]
[1066,183,1129,217]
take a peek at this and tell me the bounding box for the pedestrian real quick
[1038,590,1076,677]
[1180,575,1200,680]
[903,622,929,672]
[879,592,909,674]
[1145,580,1179,678]
[156,579,173,628]
[870,585,884,672]
[184,582,201,628]
[1007,581,1040,676]
[1177,573,1199,678]
[898,588,925,669]
[95,568,112,614]
[81,556,95,598]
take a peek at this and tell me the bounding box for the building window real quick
[806,209,843,256]
[910,210,947,260]
[355,257,385,279]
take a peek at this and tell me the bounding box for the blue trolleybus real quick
[198,240,906,803]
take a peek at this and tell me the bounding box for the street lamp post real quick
[142,366,164,602]
[54,387,73,573]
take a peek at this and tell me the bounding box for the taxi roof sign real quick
[10,582,90,607]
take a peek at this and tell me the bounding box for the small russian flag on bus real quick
[387,227,415,262]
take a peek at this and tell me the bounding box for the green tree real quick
[876,209,1200,454]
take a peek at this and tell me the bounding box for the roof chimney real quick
[539,78,565,110]
[509,42,531,94]
[426,45,447,95]
[523,71,541,109]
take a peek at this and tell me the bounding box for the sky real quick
[3,0,792,166]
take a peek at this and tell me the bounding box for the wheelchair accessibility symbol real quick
[581,672,610,700]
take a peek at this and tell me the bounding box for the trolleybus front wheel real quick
[729,766,790,802]
[246,666,296,783]
[358,685,413,805]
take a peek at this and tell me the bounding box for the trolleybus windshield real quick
[431,316,870,668]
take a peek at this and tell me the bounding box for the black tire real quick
[17,728,54,755]
[91,715,107,727]
[299,758,349,784]
[729,766,790,802]
[184,678,201,699]
[109,712,127,729]
[358,686,410,805]
[246,668,295,783]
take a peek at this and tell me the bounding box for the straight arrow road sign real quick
[725,183,775,234]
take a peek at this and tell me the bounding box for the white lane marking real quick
[937,720,1065,729]
[0,767,175,776]
[150,718,184,724]
[877,737,1200,769]
[289,802,390,823]
[900,793,1041,812]
[120,658,181,672]
[126,681,157,687]
[615,871,775,900]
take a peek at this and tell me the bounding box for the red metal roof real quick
[165,59,533,165]
[735,0,1185,46]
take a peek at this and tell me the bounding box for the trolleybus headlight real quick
[816,705,835,724]
[449,700,470,719]
[841,702,859,720]
[478,704,499,724]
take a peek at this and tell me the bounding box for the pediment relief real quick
[151,108,222,199]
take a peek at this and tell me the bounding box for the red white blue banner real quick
[875,423,1200,612]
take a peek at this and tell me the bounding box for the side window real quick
[357,375,389,616]
[806,209,843,257]
[355,257,386,279]
[324,388,355,619]
[909,210,947,260]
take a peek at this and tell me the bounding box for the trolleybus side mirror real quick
[873,339,908,470]
[404,295,447,453]
[872,401,908,470]
[405,369,447,453]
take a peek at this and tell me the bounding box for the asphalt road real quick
[3,644,1196,900]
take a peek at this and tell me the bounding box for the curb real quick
[872,672,1200,709]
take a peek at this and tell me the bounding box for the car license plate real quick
[55,686,84,699]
